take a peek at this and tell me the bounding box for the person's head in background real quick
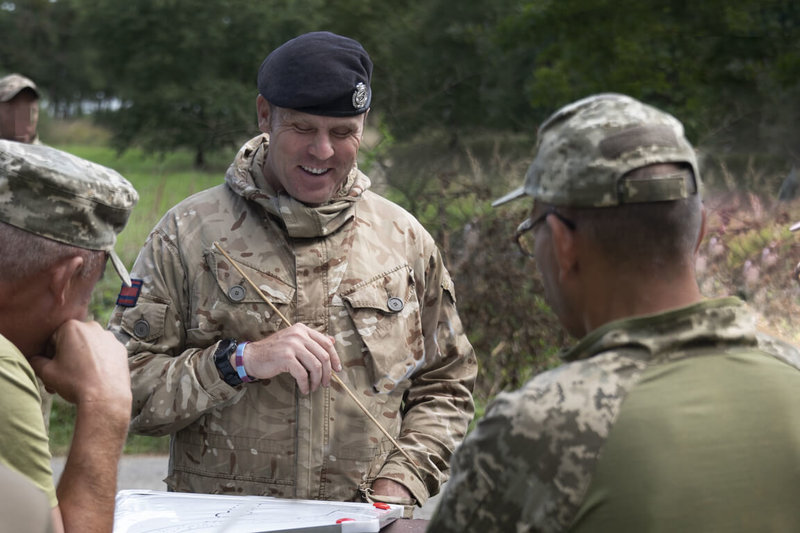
[495,93,705,339]
[0,74,40,144]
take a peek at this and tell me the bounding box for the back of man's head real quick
[496,93,703,272]
[0,140,138,285]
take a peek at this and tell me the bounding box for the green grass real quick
[50,397,170,456]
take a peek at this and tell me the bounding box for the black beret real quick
[258,31,373,117]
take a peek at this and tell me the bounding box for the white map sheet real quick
[113,490,403,533]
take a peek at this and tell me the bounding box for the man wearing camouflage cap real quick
[429,94,800,532]
[0,140,138,532]
[0,73,41,144]
[108,31,476,508]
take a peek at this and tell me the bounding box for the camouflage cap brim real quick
[491,186,526,207]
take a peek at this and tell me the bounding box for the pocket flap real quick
[340,265,424,393]
[120,300,168,342]
[207,249,295,305]
[340,264,412,318]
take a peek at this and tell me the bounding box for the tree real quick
[85,0,329,166]
[0,0,101,118]
[491,0,800,166]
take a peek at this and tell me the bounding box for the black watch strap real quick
[214,338,242,386]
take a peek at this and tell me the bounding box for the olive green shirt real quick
[0,334,57,508]
[430,297,800,532]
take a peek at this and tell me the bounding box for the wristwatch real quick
[214,338,242,386]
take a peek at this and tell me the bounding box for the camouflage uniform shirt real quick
[108,135,477,504]
[429,297,800,532]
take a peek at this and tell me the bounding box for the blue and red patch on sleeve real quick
[116,279,143,307]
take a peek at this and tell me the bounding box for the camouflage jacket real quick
[428,297,800,532]
[108,135,477,504]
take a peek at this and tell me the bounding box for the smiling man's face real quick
[258,97,365,205]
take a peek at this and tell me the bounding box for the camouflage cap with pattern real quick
[493,93,701,208]
[0,73,40,103]
[0,140,138,285]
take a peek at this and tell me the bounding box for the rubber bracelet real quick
[235,341,254,383]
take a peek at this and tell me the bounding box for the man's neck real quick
[580,270,704,336]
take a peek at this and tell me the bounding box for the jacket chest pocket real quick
[340,265,424,394]
[203,249,296,338]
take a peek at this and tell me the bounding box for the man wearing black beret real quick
[109,31,477,511]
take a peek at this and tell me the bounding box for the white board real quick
[113,490,403,533]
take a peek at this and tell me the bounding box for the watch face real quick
[217,338,237,356]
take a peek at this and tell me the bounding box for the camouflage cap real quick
[493,93,701,208]
[0,74,40,102]
[0,140,138,285]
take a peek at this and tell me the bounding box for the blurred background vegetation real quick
[4,0,800,453]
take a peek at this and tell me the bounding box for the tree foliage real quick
[84,0,333,166]
[497,0,800,162]
[2,0,798,166]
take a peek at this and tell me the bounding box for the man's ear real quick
[256,95,271,134]
[548,214,578,282]
[48,255,85,307]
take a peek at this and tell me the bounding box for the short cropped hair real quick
[0,222,106,284]
[560,164,703,277]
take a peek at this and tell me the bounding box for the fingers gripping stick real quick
[213,242,420,470]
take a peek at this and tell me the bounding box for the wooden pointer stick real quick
[213,242,419,468]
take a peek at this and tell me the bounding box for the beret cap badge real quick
[352,82,369,111]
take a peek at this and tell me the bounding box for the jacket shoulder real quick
[358,191,434,242]
[476,351,649,526]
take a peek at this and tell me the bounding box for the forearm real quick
[57,400,129,533]
[129,343,243,435]
[379,254,478,502]
[377,348,477,502]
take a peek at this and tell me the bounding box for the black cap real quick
[257,31,372,117]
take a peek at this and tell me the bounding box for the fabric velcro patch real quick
[116,279,143,307]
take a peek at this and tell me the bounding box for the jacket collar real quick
[224,135,371,238]
[561,297,756,363]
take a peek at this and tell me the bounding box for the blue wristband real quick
[235,341,254,383]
